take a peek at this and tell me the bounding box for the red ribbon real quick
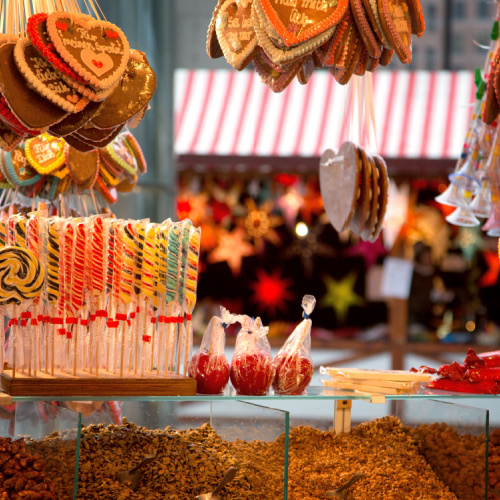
[129,312,136,319]
[20,319,27,327]
[158,316,165,323]
[127,320,131,327]
[51,318,64,325]
[90,314,97,322]
[31,319,38,327]
[80,319,89,326]
[57,328,66,336]
[116,313,127,321]
[8,319,18,327]
[150,317,156,324]
[171,317,183,324]
[20,312,31,319]
[43,315,50,323]
[186,314,192,320]
[37,314,44,322]
[107,320,119,328]
[96,310,108,318]
[142,335,151,343]
[66,331,72,339]
[66,317,78,325]
[136,306,140,313]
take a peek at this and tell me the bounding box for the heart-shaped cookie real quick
[350,146,372,235]
[64,133,98,152]
[46,12,130,90]
[90,59,156,129]
[370,153,389,241]
[3,145,42,187]
[77,123,120,142]
[377,0,412,64]
[94,174,118,204]
[49,99,104,136]
[319,142,360,232]
[361,152,380,240]
[14,38,89,113]
[66,146,99,189]
[253,49,305,92]
[101,133,139,176]
[259,0,348,47]
[216,0,258,70]
[122,131,147,173]
[207,0,225,58]
[0,119,23,152]
[0,43,69,130]
[351,0,382,58]
[25,133,66,175]
[74,123,124,148]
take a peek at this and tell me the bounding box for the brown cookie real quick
[379,47,394,66]
[207,0,225,58]
[77,123,121,142]
[0,43,69,130]
[354,46,369,76]
[253,50,305,93]
[122,131,147,174]
[367,55,380,72]
[116,174,138,193]
[258,0,348,47]
[370,153,389,241]
[90,58,156,129]
[361,0,392,47]
[317,10,351,67]
[64,133,98,152]
[297,55,315,85]
[48,99,104,136]
[331,25,364,85]
[361,153,380,240]
[0,119,23,152]
[319,142,361,233]
[350,0,382,58]
[66,146,99,189]
[407,0,425,37]
[74,124,124,148]
[377,0,412,64]
[216,0,258,71]
[350,146,372,236]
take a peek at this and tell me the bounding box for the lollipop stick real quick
[176,319,182,375]
[183,319,192,377]
[0,314,4,373]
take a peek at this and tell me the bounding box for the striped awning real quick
[174,69,475,160]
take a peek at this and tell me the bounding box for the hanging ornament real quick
[249,268,295,316]
[207,227,254,276]
[344,235,387,269]
[321,272,364,324]
[241,199,283,252]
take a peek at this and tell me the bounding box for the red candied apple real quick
[230,349,274,396]
[272,352,313,395]
[189,351,230,395]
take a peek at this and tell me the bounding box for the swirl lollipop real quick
[0,246,44,378]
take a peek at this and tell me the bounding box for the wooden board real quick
[0,370,197,397]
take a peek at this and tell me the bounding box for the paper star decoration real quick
[344,236,386,269]
[284,222,336,278]
[250,268,295,315]
[479,250,500,287]
[207,227,254,276]
[242,199,283,252]
[276,189,303,228]
[321,272,364,324]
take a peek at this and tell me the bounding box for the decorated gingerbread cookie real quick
[406,0,425,37]
[90,58,156,130]
[64,132,98,152]
[25,133,66,175]
[316,10,351,67]
[361,153,380,240]
[95,174,118,204]
[370,153,389,241]
[319,142,361,233]
[258,0,348,47]
[46,12,130,90]
[377,0,412,64]
[122,131,147,173]
[253,49,305,92]
[3,145,42,187]
[0,43,69,130]
[0,119,23,152]
[207,0,225,58]
[101,133,139,176]
[351,0,382,58]
[349,145,372,235]
[66,146,99,189]
[361,0,391,47]
[49,99,104,136]
[14,38,89,113]
[216,0,258,70]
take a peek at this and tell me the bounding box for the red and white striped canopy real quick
[174,69,475,159]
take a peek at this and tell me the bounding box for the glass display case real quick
[4,390,495,500]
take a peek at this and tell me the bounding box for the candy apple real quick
[230,348,274,396]
[272,352,313,395]
[189,351,230,395]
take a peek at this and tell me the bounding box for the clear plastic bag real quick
[230,315,274,396]
[188,306,236,394]
[272,295,315,395]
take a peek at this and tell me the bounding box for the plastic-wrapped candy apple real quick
[230,316,274,396]
[272,295,315,395]
[188,307,237,394]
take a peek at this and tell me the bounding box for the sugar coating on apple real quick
[230,349,275,396]
[188,351,230,395]
[273,352,313,395]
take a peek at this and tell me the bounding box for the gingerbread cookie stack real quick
[0,12,156,152]
[207,0,424,91]
[319,142,389,242]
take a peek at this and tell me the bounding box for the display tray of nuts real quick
[20,415,493,500]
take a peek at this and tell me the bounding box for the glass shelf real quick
[9,384,500,402]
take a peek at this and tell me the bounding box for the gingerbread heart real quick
[46,12,130,90]
[253,49,305,92]
[216,0,258,71]
[258,0,348,47]
[370,153,389,241]
[49,99,104,136]
[90,59,156,129]
[361,152,380,240]
[350,146,372,235]
[319,142,361,232]
[101,133,139,176]
[207,0,225,58]
[74,123,124,148]
[25,133,66,175]
[0,43,69,130]
[377,0,412,64]
[14,38,89,113]
[66,146,99,189]
[0,119,23,152]
[3,145,42,187]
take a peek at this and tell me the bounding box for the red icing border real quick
[0,97,41,136]
[27,13,87,85]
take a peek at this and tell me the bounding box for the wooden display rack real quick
[0,370,197,397]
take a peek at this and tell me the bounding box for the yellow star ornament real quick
[321,272,364,324]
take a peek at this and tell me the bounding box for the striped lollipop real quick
[71,220,86,315]
[43,218,61,307]
[142,222,157,372]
